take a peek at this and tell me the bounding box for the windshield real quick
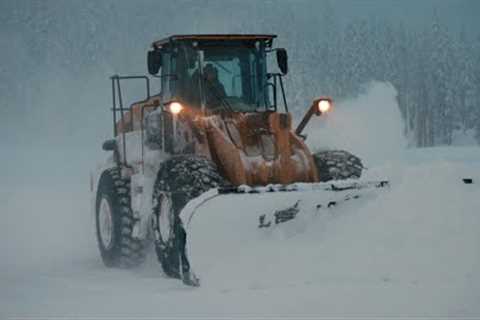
[175,43,268,112]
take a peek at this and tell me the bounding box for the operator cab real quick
[147,34,288,113]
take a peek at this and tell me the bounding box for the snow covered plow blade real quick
[179,180,389,286]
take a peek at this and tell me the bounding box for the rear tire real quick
[313,150,363,182]
[152,155,227,279]
[95,168,147,268]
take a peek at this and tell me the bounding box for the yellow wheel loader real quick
[92,34,386,286]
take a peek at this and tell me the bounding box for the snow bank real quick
[304,82,407,167]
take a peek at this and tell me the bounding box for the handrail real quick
[110,74,152,168]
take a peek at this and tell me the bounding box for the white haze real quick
[305,82,407,166]
[1,1,480,318]
[2,82,480,317]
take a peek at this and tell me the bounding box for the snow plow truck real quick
[92,34,371,286]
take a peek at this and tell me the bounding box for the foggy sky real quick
[0,0,478,149]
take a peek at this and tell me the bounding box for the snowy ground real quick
[1,83,480,318]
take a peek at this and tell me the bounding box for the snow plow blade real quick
[218,180,389,194]
[179,180,389,286]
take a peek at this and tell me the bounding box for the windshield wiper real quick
[212,61,232,74]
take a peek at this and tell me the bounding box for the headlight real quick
[318,99,331,113]
[168,102,183,114]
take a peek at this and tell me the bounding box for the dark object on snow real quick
[274,200,300,224]
[258,201,300,228]
[316,193,362,212]
[462,178,473,184]
[258,214,272,228]
[327,201,337,208]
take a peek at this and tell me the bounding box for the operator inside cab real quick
[172,41,269,113]
[186,63,227,111]
[202,63,227,110]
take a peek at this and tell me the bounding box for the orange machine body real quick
[116,99,319,187]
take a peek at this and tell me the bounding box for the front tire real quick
[152,155,227,279]
[95,168,147,268]
[313,150,363,182]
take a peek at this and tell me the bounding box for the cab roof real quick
[152,34,277,48]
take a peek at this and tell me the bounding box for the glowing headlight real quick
[318,100,331,113]
[168,102,183,114]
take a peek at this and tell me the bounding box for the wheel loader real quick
[92,34,375,287]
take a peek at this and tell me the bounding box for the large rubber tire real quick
[152,155,228,279]
[313,150,363,182]
[95,168,147,268]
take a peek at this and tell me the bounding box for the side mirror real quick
[276,48,288,75]
[147,50,162,75]
[102,139,117,151]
